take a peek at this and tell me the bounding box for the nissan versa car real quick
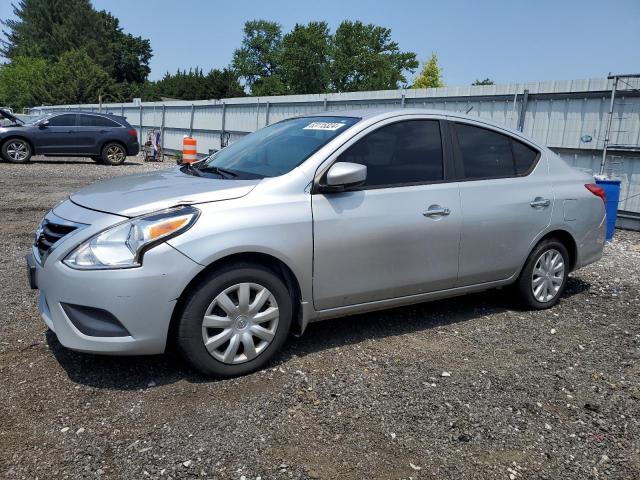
[0,109,139,165]
[26,110,606,377]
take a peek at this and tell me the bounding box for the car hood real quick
[0,109,21,124]
[70,167,260,217]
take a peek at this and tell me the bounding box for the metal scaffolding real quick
[599,73,640,175]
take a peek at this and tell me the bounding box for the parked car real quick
[0,109,139,165]
[26,110,606,377]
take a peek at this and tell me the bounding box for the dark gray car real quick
[0,110,139,165]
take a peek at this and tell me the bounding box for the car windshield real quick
[198,116,360,179]
[24,113,52,125]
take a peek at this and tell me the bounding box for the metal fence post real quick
[161,104,166,158]
[323,97,328,111]
[220,102,227,149]
[189,104,195,137]
[138,105,143,144]
[265,101,270,126]
[121,104,125,117]
[401,93,406,108]
[517,89,529,132]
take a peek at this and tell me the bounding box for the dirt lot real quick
[1,156,639,480]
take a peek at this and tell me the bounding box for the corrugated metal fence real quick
[29,77,640,219]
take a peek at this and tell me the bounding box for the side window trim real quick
[313,118,450,193]
[449,120,541,182]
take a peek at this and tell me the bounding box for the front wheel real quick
[176,263,293,378]
[1,139,32,163]
[101,142,127,165]
[515,239,569,309]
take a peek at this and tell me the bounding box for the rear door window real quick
[453,122,540,179]
[78,115,120,127]
[337,120,443,188]
[454,123,513,179]
[47,114,77,127]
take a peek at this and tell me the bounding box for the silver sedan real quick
[28,110,606,377]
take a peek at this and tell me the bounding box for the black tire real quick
[91,156,103,163]
[101,142,127,165]
[1,138,32,163]
[176,263,293,378]
[515,238,570,309]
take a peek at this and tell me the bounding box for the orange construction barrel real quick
[182,136,197,163]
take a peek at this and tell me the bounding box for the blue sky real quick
[2,0,639,86]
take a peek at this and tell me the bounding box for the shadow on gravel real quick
[28,158,143,166]
[46,277,591,389]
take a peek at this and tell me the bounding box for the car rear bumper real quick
[127,142,139,156]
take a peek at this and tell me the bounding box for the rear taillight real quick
[585,183,606,203]
[127,128,137,138]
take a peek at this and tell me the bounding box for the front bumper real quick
[31,201,204,355]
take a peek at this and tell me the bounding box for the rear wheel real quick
[176,263,293,378]
[515,238,569,309]
[101,142,127,165]
[1,139,32,163]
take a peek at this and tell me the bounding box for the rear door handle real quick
[530,197,551,208]
[423,205,451,218]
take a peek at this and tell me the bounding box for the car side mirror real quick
[39,120,49,129]
[318,162,367,193]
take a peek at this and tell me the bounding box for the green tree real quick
[472,78,495,86]
[95,10,152,84]
[38,49,116,105]
[412,53,444,89]
[330,20,418,92]
[145,67,245,101]
[232,20,285,96]
[0,56,48,110]
[279,21,331,94]
[1,0,152,83]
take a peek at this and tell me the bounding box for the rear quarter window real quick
[512,139,539,174]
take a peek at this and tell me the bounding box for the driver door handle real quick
[423,205,451,218]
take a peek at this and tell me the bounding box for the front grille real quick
[35,216,81,262]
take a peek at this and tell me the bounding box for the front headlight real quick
[64,206,199,270]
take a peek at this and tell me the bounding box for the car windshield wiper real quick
[180,163,203,177]
[198,165,238,179]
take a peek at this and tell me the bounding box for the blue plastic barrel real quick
[595,178,621,240]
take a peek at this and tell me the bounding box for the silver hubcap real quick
[106,146,125,163]
[531,248,565,302]
[7,141,29,161]
[201,283,279,364]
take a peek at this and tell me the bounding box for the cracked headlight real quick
[64,206,199,270]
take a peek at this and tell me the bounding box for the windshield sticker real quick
[303,122,346,131]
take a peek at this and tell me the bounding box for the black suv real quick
[0,110,139,165]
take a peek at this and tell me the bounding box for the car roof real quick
[304,108,543,149]
[45,111,129,123]
[49,111,122,117]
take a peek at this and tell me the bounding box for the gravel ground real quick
[1,156,639,480]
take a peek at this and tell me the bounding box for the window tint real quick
[512,139,538,174]
[455,123,513,179]
[47,114,76,127]
[78,114,120,127]
[338,120,443,188]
